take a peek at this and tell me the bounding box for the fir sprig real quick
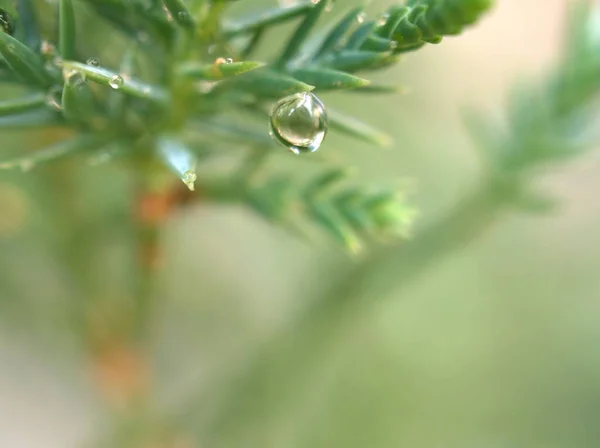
[0,0,492,250]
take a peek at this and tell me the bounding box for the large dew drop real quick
[269,92,328,155]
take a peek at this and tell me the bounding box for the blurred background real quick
[3,0,600,447]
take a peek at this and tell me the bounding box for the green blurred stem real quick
[177,176,514,433]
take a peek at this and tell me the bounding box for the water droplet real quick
[108,75,124,89]
[177,11,188,22]
[52,56,64,68]
[46,86,63,111]
[356,13,366,24]
[86,57,99,67]
[64,69,86,86]
[377,13,389,27]
[225,57,233,64]
[41,41,56,58]
[182,170,197,191]
[0,9,15,36]
[269,92,328,154]
[389,41,398,50]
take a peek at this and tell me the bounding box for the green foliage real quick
[2,2,600,447]
[0,0,493,251]
[182,7,600,441]
[465,1,600,213]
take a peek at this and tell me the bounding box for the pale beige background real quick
[2,0,599,447]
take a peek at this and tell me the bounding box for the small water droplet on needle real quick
[182,170,197,191]
[109,75,124,89]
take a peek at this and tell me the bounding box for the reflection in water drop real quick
[269,92,328,155]
[86,57,99,67]
[109,75,124,89]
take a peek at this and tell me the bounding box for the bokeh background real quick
[2,0,600,447]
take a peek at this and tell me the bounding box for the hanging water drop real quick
[269,92,328,155]
[46,86,63,111]
[182,170,197,191]
[157,137,198,192]
[64,68,86,86]
[356,13,366,24]
[0,9,15,36]
[86,57,99,67]
[109,75,124,89]
[225,57,233,64]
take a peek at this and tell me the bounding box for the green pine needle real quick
[0,0,496,248]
